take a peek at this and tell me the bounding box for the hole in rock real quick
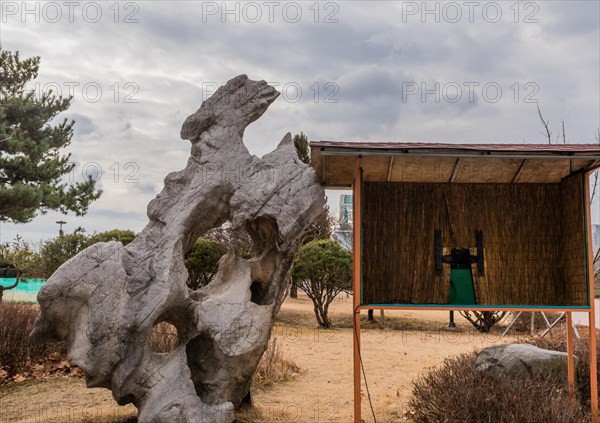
[186,332,254,407]
[184,223,257,290]
[148,321,180,353]
[186,332,218,398]
[250,281,265,305]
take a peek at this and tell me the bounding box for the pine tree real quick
[0,48,101,223]
[293,132,310,164]
[292,239,352,328]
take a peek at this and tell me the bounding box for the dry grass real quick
[0,377,138,423]
[408,351,589,423]
[275,299,463,332]
[253,337,300,390]
[147,321,180,353]
[276,306,434,330]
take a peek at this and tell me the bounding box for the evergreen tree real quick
[293,132,310,164]
[292,239,352,328]
[184,237,228,290]
[88,229,136,245]
[0,48,101,223]
[38,227,89,276]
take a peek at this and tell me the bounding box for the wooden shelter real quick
[310,141,600,423]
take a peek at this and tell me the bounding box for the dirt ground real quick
[0,293,522,423]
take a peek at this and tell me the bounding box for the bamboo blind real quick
[361,173,588,306]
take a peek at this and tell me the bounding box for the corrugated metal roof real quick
[310,141,600,154]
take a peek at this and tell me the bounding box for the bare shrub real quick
[253,337,300,390]
[0,302,66,379]
[526,327,599,409]
[407,352,588,423]
[459,310,507,332]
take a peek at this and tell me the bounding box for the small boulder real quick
[473,343,577,380]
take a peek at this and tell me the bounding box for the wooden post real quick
[586,173,599,422]
[353,158,362,423]
[566,312,576,407]
[591,305,598,423]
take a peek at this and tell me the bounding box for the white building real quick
[333,195,353,250]
[339,194,353,228]
[593,224,600,252]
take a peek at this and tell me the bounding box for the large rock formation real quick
[30,75,325,423]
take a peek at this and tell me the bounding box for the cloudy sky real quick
[1,0,599,245]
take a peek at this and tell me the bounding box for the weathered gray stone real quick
[30,75,325,423]
[473,343,577,380]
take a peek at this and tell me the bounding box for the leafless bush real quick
[459,310,508,332]
[408,352,588,423]
[0,302,66,379]
[526,327,599,409]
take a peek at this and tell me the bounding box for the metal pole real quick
[448,310,456,328]
[502,312,523,337]
[56,220,67,237]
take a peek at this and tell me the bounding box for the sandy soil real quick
[245,294,518,422]
[0,293,520,423]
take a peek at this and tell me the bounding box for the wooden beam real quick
[449,158,462,182]
[352,158,362,423]
[356,305,591,312]
[587,159,600,173]
[386,156,395,182]
[320,149,600,160]
[511,159,527,183]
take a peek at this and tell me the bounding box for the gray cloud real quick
[0,0,598,242]
[63,113,97,136]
